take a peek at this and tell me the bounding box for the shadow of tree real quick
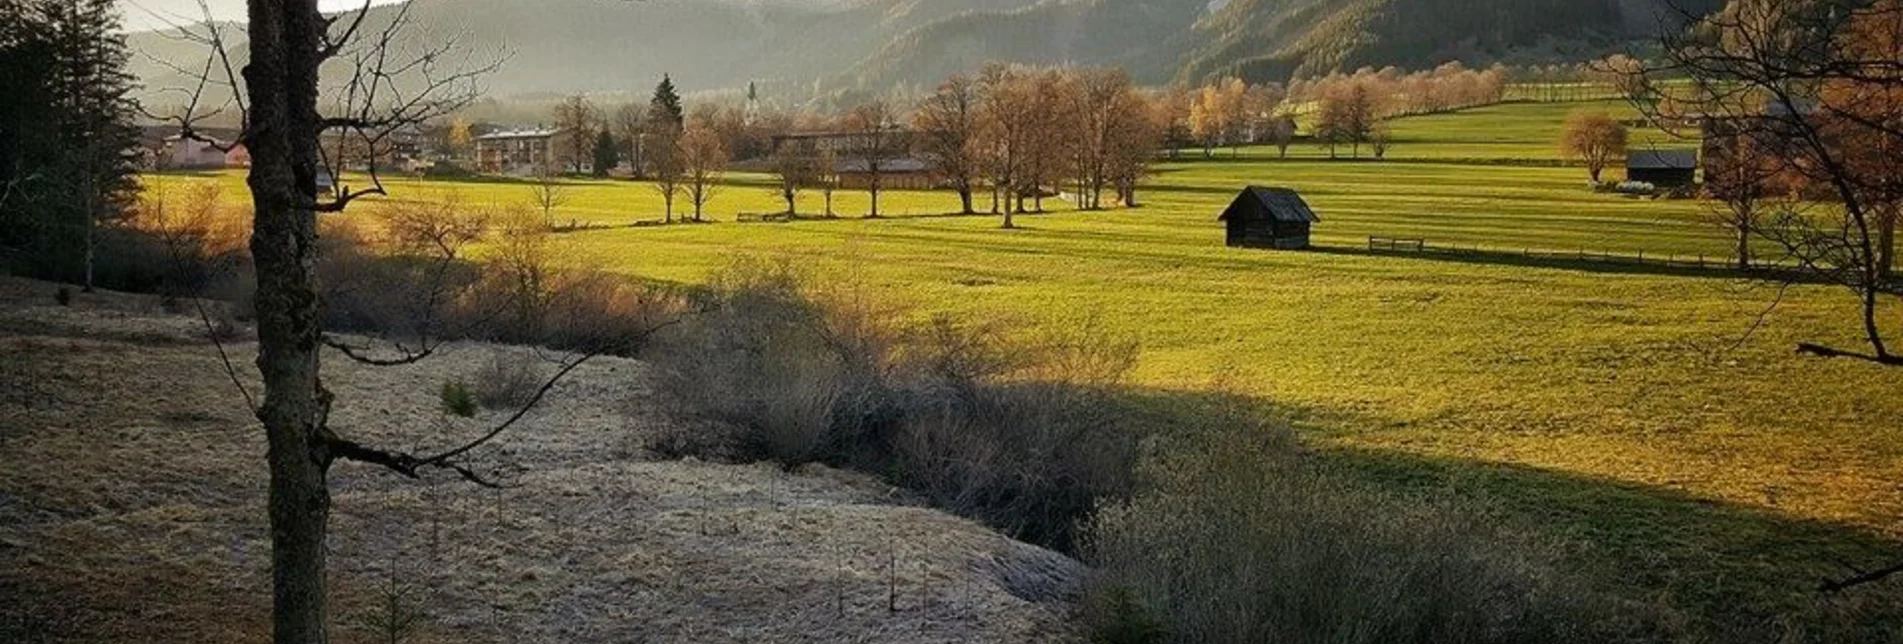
[1109,385,1903,641]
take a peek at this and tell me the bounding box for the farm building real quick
[1219,186,1319,250]
[1626,149,1698,187]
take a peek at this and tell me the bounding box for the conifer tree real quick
[0,0,138,289]
[648,74,684,129]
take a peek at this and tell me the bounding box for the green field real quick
[148,100,1903,627]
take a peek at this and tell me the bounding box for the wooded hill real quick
[125,0,1725,104]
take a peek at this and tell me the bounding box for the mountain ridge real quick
[126,0,1724,107]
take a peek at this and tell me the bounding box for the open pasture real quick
[145,100,1903,625]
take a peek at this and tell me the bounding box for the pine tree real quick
[0,5,61,253]
[591,130,619,177]
[0,0,138,288]
[648,74,684,130]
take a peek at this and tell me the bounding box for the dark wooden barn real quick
[1625,149,1699,187]
[1219,186,1319,250]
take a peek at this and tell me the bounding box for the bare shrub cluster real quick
[1080,422,1671,644]
[111,182,253,304]
[644,259,1143,550]
[317,198,681,357]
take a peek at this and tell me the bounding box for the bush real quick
[317,202,679,357]
[1080,426,1671,644]
[644,259,1144,550]
[439,380,477,418]
[471,351,544,410]
[1084,585,1168,644]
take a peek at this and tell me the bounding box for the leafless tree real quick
[815,147,841,218]
[1631,0,1903,367]
[614,101,647,179]
[1560,111,1628,184]
[146,2,667,642]
[678,123,727,222]
[526,164,568,227]
[842,100,904,218]
[1267,114,1296,159]
[648,122,685,223]
[768,139,813,217]
[976,64,1025,222]
[913,73,982,214]
[552,94,597,174]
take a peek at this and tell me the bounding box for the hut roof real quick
[1219,186,1320,223]
[1627,148,1698,170]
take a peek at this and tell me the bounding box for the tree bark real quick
[245,1,334,642]
[1880,204,1896,280]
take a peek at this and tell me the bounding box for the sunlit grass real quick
[144,100,1903,626]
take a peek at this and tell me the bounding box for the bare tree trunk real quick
[1881,205,1897,280]
[245,2,334,642]
[958,184,973,215]
[1863,284,1891,363]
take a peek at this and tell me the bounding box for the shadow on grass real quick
[1303,243,1809,282]
[1111,385,1903,639]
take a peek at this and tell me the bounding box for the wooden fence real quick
[1364,236,1756,272]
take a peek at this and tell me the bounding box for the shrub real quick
[470,351,544,410]
[1080,426,1671,644]
[644,259,1144,550]
[439,380,477,418]
[1084,585,1169,644]
[54,287,71,307]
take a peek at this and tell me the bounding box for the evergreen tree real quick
[648,74,684,129]
[0,5,61,252]
[591,130,619,177]
[0,0,139,289]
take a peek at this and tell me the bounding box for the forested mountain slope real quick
[126,0,1725,104]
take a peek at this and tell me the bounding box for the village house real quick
[1219,186,1319,250]
[474,128,566,176]
[162,135,232,170]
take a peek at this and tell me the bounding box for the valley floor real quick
[133,100,1903,631]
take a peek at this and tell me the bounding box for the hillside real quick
[1176,0,1730,83]
[127,0,1724,105]
[0,278,1083,642]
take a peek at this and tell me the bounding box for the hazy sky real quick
[118,0,408,32]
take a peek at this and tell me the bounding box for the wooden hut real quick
[1625,149,1698,187]
[1219,186,1319,250]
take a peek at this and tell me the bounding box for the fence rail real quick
[1363,235,1765,272]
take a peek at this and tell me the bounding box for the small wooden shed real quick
[1220,186,1319,250]
[1626,149,1699,187]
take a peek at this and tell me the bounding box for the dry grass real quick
[0,276,1082,643]
[644,261,1145,551]
[1080,420,1673,644]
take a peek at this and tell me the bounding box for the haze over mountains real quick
[127,0,1725,105]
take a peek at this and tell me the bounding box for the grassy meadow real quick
[146,100,1903,626]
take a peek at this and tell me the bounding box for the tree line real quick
[528,63,1168,228]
